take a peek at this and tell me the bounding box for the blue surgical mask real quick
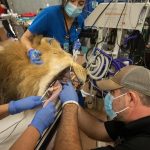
[104,92,129,120]
[65,2,83,18]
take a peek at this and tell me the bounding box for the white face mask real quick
[104,92,129,120]
[64,2,83,18]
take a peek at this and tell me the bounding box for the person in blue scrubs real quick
[21,0,86,65]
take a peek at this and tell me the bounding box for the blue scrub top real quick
[28,5,84,48]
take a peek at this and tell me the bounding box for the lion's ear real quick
[40,37,50,45]
[51,40,62,50]
[41,38,62,50]
[31,35,43,48]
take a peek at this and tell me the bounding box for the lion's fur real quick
[0,37,87,104]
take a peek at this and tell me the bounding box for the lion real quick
[0,37,87,105]
[0,37,87,149]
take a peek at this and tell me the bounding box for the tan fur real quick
[0,37,87,104]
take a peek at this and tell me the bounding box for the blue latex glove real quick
[59,81,79,105]
[30,102,56,135]
[73,39,81,51]
[27,49,43,65]
[9,96,42,115]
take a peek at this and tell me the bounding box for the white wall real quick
[7,0,61,14]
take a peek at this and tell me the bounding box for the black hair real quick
[62,0,68,6]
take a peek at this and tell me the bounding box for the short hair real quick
[120,88,150,106]
[62,0,68,6]
[138,93,150,106]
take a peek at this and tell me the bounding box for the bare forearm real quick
[21,30,33,50]
[54,104,82,150]
[10,126,40,150]
[78,107,111,141]
[0,104,9,119]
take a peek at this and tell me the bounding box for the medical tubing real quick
[89,54,104,74]
[86,49,107,80]
[97,48,125,68]
[87,49,110,80]
[87,58,109,80]
[95,55,109,77]
[96,48,132,74]
[86,48,133,80]
[114,58,133,67]
[0,114,25,144]
[96,48,120,71]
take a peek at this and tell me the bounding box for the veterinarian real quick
[53,65,150,150]
[10,65,150,150]
[10,102,56,150]
[21,0,86,65]
[0,96,56,150]
[0,96,43,119]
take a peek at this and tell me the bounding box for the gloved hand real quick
[30,102,56,135]
[27,48,43,65]
[43,81,62,107]
[73,39,81,51]
[9,96,42,115]
[59,81,79,106]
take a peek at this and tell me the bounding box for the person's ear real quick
[127,91,139,108]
